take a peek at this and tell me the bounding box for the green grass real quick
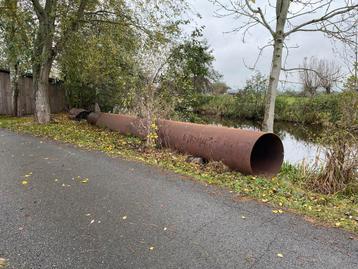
[1,114,357,233]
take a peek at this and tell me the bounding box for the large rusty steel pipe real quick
[85,112,284,176]
[157,119,284,176]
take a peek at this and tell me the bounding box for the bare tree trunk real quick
[30,0,87,123]
[9,62,19,116]
[262,0,290,132]
[32,10,55,124]
[262,38,284,132]
[34,61,52,123]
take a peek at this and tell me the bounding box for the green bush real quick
[196,94,236,117]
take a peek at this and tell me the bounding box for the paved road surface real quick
[0,129,357,268]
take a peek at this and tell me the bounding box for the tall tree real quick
[299,57,320,96]
[317,59,341,94]
[212,0,358,132]
[0,0,32,116]
[30,0,90,123]
[164,29,220,97]
[28,0,187,123]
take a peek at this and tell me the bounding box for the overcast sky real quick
[186,0,346,90]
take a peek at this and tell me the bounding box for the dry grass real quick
[307,129,358,194]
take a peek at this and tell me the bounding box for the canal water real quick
[195,116,324,165]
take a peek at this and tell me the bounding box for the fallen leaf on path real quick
[21,180,28,185]
[81,178,89,183]
[0,258,7,268]
[272,209,284,214]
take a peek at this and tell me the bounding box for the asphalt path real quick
[0,128,357,268]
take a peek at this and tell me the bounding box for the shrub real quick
[307,128,358,194]
[197,94,236,117]
[306,91,358,194]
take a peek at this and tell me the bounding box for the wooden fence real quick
[0,69,65,115]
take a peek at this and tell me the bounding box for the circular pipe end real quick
[250,133,284,176]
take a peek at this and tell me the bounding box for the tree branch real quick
[30,0,44,19]
[285,4,358,36]
[52,0,87,57]
[244,0,274,36]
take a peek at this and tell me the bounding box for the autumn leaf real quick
[0,258,8,268]
[272,209,284,214]
[21,180,28,185]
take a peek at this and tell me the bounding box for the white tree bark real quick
[262,0,290,132]
[34,62,51,123]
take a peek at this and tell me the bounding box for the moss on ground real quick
[0,114,357,233]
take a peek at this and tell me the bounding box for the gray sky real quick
[186,0,347,90]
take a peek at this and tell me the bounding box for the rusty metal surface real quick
[84,112,284,176]
[94,113,146,138]
[87,112,101,125]
[157,119,283,176]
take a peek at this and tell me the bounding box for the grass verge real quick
[0,114,357,234]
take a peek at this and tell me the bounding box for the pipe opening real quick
[250,133,284,176]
